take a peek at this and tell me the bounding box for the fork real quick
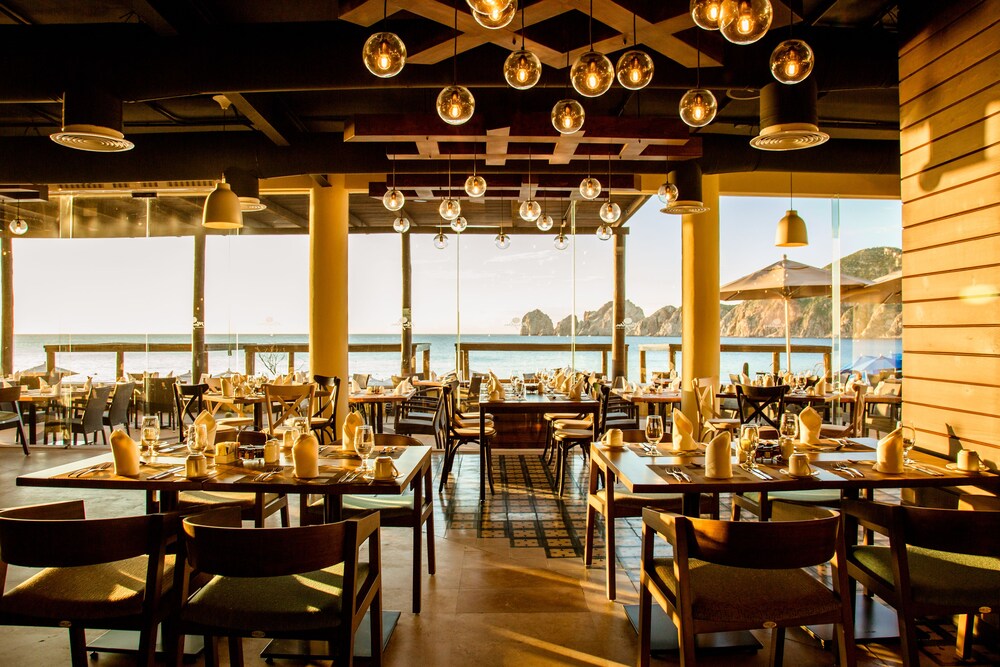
[833,463,860,478]
[669,465,691,482]
[69,462,112,478]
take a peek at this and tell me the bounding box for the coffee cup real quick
[264,439,281,464]
[603,428,624,448]
[374,455,399,480]
[779,436,795,461]
[788,452,812,477]
[186,453,208,478]
[957,449,982,472]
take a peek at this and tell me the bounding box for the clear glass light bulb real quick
[504,49,541,89]
[691,0,723,30]
[536,214,554,231]
[596,223,613,240]
[433,232,448,249]
[437,85,475,125]
[551,99,585,134]
[465,174,487,197]
[383,188,405,211]
[579,177,602,200]
[770,39,814,84]
[392,216,410,233]
[553,232,569,250]
[616,50,654,90]
[571,51,614,97]
[450,216,468,233]
[719,0,772,45]
[599,201,621,224]
[679,88,718,127]
[519,199,541,222]
[495,232,511,249]
[657,183,679,204]
[471,0,517,29]
[439,198,461,220]
[362,32,406,78]
[9,218,28,235]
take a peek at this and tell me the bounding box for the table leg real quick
[253,402,263,431]
[27,402,38,444]
[323,493,344,523]
[375,403,384,434]
[479,412,487,503]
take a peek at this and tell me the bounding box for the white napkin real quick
[764,374,775,387]
[350,377,361,394]
[671,408,698,452]
[567,378,584,400]
[38,377,50,391]
[740,373,751,385]
[110,429,140,477]
[634,384,645,397]
[552,370,565,390]
[783,372,794,385]
[669,377,682,391]
[292,433,320,479]
[342,411,364,450]
[83,377,93,393]
[221,377,233,396]
[194,410,217,447]
[798,406,822,445]
[704,430,733,479]
[488,372,506,401]
[876,427,904,473]
[843,378,856,395]
[815,378,827,395]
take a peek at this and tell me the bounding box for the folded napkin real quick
[634,384,645,397]
[843,378,856,395]
[671,408,698,452]
[110,429,140,477]
[292,433,320,479]
[349,377,361,394]
[567,378,584,400]
[876,426,904,473]
[798,406,822,445]
[740,373,751,385]
[552,370,565,389]
[705,430,733,479]
[874,380,886,395]
[83,376,93,393]
[38,377,50,390]
[815,378,827,395]
[221,377,233,396]
[430,370,438,381]
[764,374,775,387]
[342,411,364,450]
[783,372,794,386]
[393,379,411,395]
[669,377,682,391]
[194,410,218,448]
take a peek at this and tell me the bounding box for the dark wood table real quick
[203,393,266,431]
[348,390,414,434]
[16,387,90,444]
[478,392,600,502]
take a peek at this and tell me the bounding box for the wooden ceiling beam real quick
[258,195,308,228]
[225,93,293,146]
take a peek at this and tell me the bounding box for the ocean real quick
[12,333,901,384]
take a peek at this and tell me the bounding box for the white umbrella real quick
[842,269,902,304]
[720,255,871,372]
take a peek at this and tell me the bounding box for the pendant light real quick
[438,3,475,125]
[519,148,541,222]
[439,156,461,221]
[362,0,406,78]
[383,152,405,211]
[472,0,517,29]
[451,215,468,233]
[551,99,585,134]
[679,35,717,128]
[465,144,487,197]
[598,154,621,225]
[660,162,710,215]
[616,14,654,90]
[536,198,554,231]
[504,5,541,90]
[553,217,569,250]
[495,197,511,249]
[570,0,613,97]
[690,0,723,30]
[579,152,601,200]
[203,179,243,229]
[657,156,679,204]
[8,201,27,235]
[595,223,613,240]
[775,172,808,247]
[719,0,773,45]
[467,0,512,14]
[433,221,449,249]
[393,215,410,233]
[769,2,813,84]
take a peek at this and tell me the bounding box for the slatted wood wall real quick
[900,0,1000,462]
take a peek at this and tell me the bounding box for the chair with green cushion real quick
[0,500,178,666]
[843,498,1000,666]
[172,507,382,667]
[638,503,855,667]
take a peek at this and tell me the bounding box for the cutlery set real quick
[833,462,865,478]
[663,465,692,482]
[905,462,944,476]
[69,462,112,478]
[147,465,185,480]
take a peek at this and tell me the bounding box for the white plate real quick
[780,468,819,478]
[872,463,904,475]
[597,441,626,449]
[945,462,989,474]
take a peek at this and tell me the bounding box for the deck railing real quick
[637,343,832,382]
[456,342,625,378]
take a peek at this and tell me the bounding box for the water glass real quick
[780,412,798,440]
[740,424,760,469]
[355,425,375,472]
[140,415,159,457]
[899,422,916,463]
[187,424,207,455]
[645,415,664,451]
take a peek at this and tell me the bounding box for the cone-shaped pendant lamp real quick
[203,181,243,229]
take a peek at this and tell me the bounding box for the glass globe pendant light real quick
[519,149,541,222]
[616,14,654,90]
[495,199,511,249]
[570,1,613,97]
[8,202,27,235]
[467,0,512,15]
[553,220,569,250]
[433,226,449,249]
[439,156,461,221]
[596,223,613,240]
[465,144,487,197]
[579,153,601,200]
[536,213,554,231]
[450,216,468,233]
[690,0,723,30]
[504,6,541,90]
[393,215,410,233]
[770,39,813,84]
[362,1,406,78]
[719,0,773,45]
[551,98,585,134]
[383,152,405,211]
[657,182,679,205]
[679,40,717,127]
[599,154,621,225]
[438,5,475,125]
[472,0,517,29]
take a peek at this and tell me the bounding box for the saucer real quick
[780,468,819,478]
[293,473,317,480]
[872,463,904,475]
[945,462,989,474]
[598,440,626,449]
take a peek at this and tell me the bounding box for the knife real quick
[147,465,185,480]
[907,463,944,476]
[748,467,771,480]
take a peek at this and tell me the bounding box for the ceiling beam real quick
[258,195,308,228]
[225,93,293,146]
[130,0,180,36]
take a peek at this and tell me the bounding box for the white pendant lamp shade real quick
[465,174,487,197]
[383,188,405,211]
[719,0,773,45]
[8,218,28,235]
[775,209,808,246]
[450,216,468,233]
[657,183,679,204]
[690,0,724,30]
[599,201,621,224]
[616,50,654,90]
[504,49,542,89]
[536,214,554,232]
[439,198,461,220]
[433,232,449,249]
[437,85,475,125]
[362,32,407,78]
[519,199,541,222]
[579,177,602,200]
[392,216,410,233]
[596,223,613,240]
[571,51,614,97]
[679,88,718,127]
[770,39,814,84]
[472,0,517,29]
[551,99,585,134]
[202,182,244,229]
[553,232,569,250]
[494,231,511,249]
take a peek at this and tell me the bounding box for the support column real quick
[400,230,413,377]
[611,230,626,380]
[1,225,12,376]
[191,225,207,381]
[680,174,721,426]
[310,177,350,433]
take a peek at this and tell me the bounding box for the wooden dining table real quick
[202,392,266,431]
[16,386,90,444]
[349,389,414,434]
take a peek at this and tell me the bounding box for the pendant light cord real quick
[383,0,388,31]
[589,0,594,50]
[527,145,532,199]
[452,0,458,84]
[696,30,701,88]
[520,4,525,49]
[789,171,794,208]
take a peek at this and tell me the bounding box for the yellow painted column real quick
[680,175,720,426]
[309,177,350,433]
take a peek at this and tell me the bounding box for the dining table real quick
[16,386,90,444]
[202,392,266,431]
[349,389,414,434]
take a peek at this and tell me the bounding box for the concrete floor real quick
[0,437,992,666]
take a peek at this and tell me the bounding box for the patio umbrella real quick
[855,355,898,373]
[841,355,876,374]
[20,363,78,377]
[720,255,871,372]
[842,269,902,304]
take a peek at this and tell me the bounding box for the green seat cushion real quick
[181,562,369,633]
[0,555,174,620]
[850,545,1000,608]
[742,490,842,504]
[0,411,20,423]
[595,488,683,509]
[654,558,841,624]
[178,491,282,510]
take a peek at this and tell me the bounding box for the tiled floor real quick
[0,437,995,666]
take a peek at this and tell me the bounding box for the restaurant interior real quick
[0,0,998,665]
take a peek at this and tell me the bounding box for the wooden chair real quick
[103,381,135,435]
[0,385,28,455]
[438,385,496,494]
[68,384,114,446]
[171,507,382,667]
[263,383,316,436]
[174,383,208,442]
[843,498,1000,666]
[821,385,869,439]
[735,383,789,436]
[352,373,371,390]
[864,380,902,437]
[692,376,739,440]
[0,500,179,667]
[303,434,434,613]
[392,386,446,449]
[310,374,341,445]
[144,377,178,429]
[638,503,855,667]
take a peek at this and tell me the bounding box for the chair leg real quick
[769,626,785,666]
[413,521,423,614]
[485,440,495,494]
[17,423,29,456]
[604,510,617,600]
[956,614,975,660]
[203,635,219,667]
[68,627,88,667]
[426,511,436,575]
[584,503,597,566]
[279,495,291,527]
[897,611,921,667]
[227,635,244,666]
[638,584,652,667]
[369,587,384,667]
[137,620,158,667]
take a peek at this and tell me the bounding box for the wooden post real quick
[1,225,12,376]
[668,346,677,375]
[772,352,780,374]
[287,352,295,375]
[46,348,55,376]
[823,352,831,380]
[192,226,207,382]
[423,347,432,378]
[116,350,125,379]
[611,230,626,380]
[245,346,255,375]
[400,232,414,376]
[639,349,647,383]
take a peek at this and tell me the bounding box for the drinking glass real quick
[140,415,159,457]
[645,415,664,453]
[740,424,760,469]
[355,425,375,473]
[899,422,916,464]
[187,424,207,455]
[780,412,798,440]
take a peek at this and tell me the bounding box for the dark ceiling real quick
[0,0,906,234]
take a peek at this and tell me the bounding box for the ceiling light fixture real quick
[504,5,541,90]
[362,0,406,78]
[393,215,410,233]
[465,144,487,197]
[434,218,449,248]
[519,147,541,222]
[657,155,679,204]
[438,2,475,125]
[495,197,511,249]
[570,0,614,97]
[8,201,27,235]
[598,153,621,225]
[472,0,517,29]
[551,99,585,134]
[775,171,808,247]
[750,80,829,150]
[679,34,717,128]
[690,0,723,30]
[439,155,461,220]
[719,0,773,45]
[553,217,569,250]
[202,179,244,229]
[616,13,654,90]
[383,152,405,211]
[451,215,468,233]
[596,223,613,240]
[769,2,813,84]
[579,151,602,200]
[225,167,267,212]
[467,0,512,16]
[49,88,134,152]
[536,197,554,231]
[661,162,710,215]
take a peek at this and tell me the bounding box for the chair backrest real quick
[174,383,208,429]
[17,376,41,390]
[735,383,788,429]
[106,382,134,426]
[0,385,22,410]
[145,377,177,412]
[352,373,370,390]
[896,504,1000,557]
[82,385,114,430]
[691,377,719,431]
[312,374,341,425]
[237,430,268,446]
[374,433,420,448]
[263,383,316,435]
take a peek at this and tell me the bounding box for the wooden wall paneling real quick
[902,267,1000,300]
[898,19,1000,105]
[903,234,1000,273]
[899,83,1000,152]
[903,325,1000,357]
[902,403,1000,450]
[900,128,1000,196]
[903,352,1000,386]
[905,377,1000,415]
[899,53,1000,128]
[903,208,1000,250]
[901,174,1000,224]
[898,0,992,71]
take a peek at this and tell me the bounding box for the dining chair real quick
[352,373,371,390]
[103,381,135,435]
[843,498,1000,666]
[392,386,446,448]
[438,384,496,494]
[550,385,610,497]
[735,383,789,434]
[144,376,178,429]
[303,434,434,613]
[638,503,855,667]
[263,382,316,436]
[67,384,114,446]
[0,500,179,667]
[0,385,28,455]
[310,374,341,445]
[174,383,208,442]
[820,385,869,439]
[691,376,740,440]
[864,380,902,437]
[171,507,382,667]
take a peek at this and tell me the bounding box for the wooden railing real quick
[637,343,832,382]
[456,342,625,378]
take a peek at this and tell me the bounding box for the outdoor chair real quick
[68,384,114,446]
[352,373,370,390]
[144,377,178,429]
[637,503,855,667]
[864,379,902,437]
[173,383,207,442]
[821,384,869,439]
[843,498,1000,666]
[263,383,316,436]
[0,385,28,455]
[0,500,179,667]
[171,507,382,667]
[393,386,447,449]
[735,383,789,435]
[692,376,740,440]
[438,385,495,494]
[103,381,135,435]
[310,374,341,445]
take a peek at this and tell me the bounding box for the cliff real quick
[519,309,554,336]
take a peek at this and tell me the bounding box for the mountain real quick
[553,300,645,336]
[519,309,554,336]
